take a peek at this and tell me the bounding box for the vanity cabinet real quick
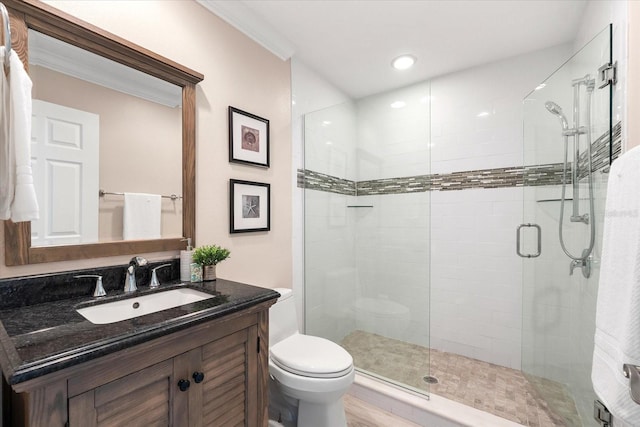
[6,301,272,427]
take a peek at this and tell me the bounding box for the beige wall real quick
[629,1,640,150]
[31,65,183,241]
[0,0,293,289]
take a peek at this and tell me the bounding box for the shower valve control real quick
[569,249,592,279]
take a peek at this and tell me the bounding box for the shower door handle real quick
[516,223,541,258]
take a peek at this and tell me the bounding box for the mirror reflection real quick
[28,30,183,247]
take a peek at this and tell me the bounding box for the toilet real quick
[269,288,355,427]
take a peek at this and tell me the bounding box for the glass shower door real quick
[303,82,431,397]
[521,25,614,426]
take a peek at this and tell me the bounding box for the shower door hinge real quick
[594,400,612,427]
[598,61,617,89]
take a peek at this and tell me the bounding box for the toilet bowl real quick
[269,288,355,427]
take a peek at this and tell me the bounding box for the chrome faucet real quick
[150,263,172,289]
[75,274,106,297]
[124,256,148,293]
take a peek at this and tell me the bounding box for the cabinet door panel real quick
[199,327,257,427]
[69,360,173,427]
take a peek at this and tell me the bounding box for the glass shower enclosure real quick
[521,25,615,426]
[302,83,431,395]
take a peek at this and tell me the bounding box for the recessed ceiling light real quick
[390,101,406,109]
[535,83,546,91]
[322,121,332,126]
[392,55,416,70]
[477,111,490,117]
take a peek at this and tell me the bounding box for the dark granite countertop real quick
[0,272,279,385]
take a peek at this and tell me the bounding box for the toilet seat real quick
[270,334,353,378]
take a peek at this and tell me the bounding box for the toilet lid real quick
[270,334,353,378]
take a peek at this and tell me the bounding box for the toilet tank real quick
[269,288,300,346]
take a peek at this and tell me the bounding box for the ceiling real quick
[199,0,588,99]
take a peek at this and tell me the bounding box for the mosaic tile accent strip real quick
[299,123,622,195]
[579,121,622,177]
[298,169,356,196]
[357,175,430,194]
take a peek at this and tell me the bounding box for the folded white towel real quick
[592,145,640,424]
[7,48,39,222]
[123,192,161,240]
[0,47,13,220]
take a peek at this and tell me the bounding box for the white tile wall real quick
[430,187,523,369]
[294,20,623,395]
[431,44,573,175]
[353,84,431,346]
[355,193,430,346]
[356,81,431,181]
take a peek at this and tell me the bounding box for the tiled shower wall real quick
[355,82,431,346]
[429,44,574,369]
[302,43,577,367]
[298,23,623,379]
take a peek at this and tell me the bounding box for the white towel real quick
[592,145,640,424]
[123,192,161,240]
[9,49,39,222]
[0,47,13,220]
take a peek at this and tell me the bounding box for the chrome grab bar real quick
[516,223,541,258]
[623,364,640,405]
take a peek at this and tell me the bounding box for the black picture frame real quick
[230,179,271,233]
[228,106,270,168]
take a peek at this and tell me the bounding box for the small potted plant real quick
[192,244,230,281]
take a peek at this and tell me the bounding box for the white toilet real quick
[269,288,355,427]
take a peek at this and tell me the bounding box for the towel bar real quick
[623,364,640,405]
[99,189,182,201]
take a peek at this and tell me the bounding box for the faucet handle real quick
[150,264,172,289]
[75,275,106,297]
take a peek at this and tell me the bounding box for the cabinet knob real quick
[192,371,205,383]
[177,379,191,392]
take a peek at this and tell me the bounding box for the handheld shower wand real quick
[544,87,596,278]
[544,101,568,131]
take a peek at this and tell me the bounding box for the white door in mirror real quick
[31,100,99,247]
[76,288,215,324]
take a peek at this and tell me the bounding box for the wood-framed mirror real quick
[3,0,203,266]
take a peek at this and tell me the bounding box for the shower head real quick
[545,101,569,131]
[545,101,563,115]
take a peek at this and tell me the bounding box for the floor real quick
[344,394,421,427]
[341,330,581,427]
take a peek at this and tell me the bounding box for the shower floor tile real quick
[341,330,581,427]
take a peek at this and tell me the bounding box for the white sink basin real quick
[77,288,215,324]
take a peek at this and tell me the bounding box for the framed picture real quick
[228,106,270,168]
[230,179,271,233]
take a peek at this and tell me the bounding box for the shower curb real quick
[348,373,525,427]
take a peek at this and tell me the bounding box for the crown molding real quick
[30,31,182,108]
[197,0,295,61]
